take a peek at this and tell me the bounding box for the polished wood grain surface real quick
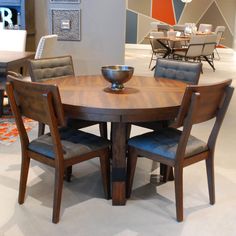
[44,75,186,205]
[0,51,35,68]
[44,75,186,122]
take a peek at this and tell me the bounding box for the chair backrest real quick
[154,58,202,84]
[35,34,58,59]
[29,56,75,82]
[175,79,233,128]
[214,26,225,46]
[6,76,65,142]
[157,24,170,36]
[167,31,182,48]
[173,24,185,33]
[174,79,233,162]
[0,29,26,51]
[198,24,212,33]
[186,35,205,58]
[201,34,217,56]
[150,22,158,30]
[149,31,166,51]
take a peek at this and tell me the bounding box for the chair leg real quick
[214,48,220,60]
[99,122,108,139]
[174,166,184,222]
[99,149,111,199]
[204,56,215,71]
[38,122,45,137]
[149,53,154,69]
[64,166,72,182]
[18,155,30,204]
[161,164,174,182]
[126,146,138,198]
[52,167,64,224]
[126,124,132,140]
[205,156,215,205]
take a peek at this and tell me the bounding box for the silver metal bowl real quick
[101,65,134,91]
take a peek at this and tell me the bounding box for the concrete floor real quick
[0,45,235,235]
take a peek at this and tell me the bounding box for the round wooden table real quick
[44,75,187,205]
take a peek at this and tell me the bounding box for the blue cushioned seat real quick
[128,128,208,160]
[29,127,110,160]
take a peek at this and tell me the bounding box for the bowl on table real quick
[101,65,134,91]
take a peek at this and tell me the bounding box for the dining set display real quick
[148,23,225,71]
[4,54,234,223]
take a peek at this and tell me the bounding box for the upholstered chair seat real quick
[29,127,110,160]
[128,128,208,160]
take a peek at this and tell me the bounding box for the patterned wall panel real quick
[178,0,214,24]
[126,10,138,44]
[138,14,155,43]
[152,0,175,25]
[215,0,236,33]
[198,2,233,47]
[173,0,185,22]
[128,0,151,17]
[126,0,236,48]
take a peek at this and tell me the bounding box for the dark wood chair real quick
[130,59,202,131]
[6,76,111,223]
[29,55,107,139]
[128,59,202,181]
[126,79,234,222]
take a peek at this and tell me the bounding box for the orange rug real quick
[0,116,36,145]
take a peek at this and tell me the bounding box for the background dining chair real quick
[173,35,205,62]
[29,55,107,138]
[214,26,226,60]
[127,59,202,181]
[22,34,58,83]
[129,58,202,131]
[166,31,182,52]
[173,24,186,35]
[201,34,217,71]
[6,75,111,223]
[198,24,212,33]
[126,79,234,222]
[150,22,158,31]
[157,23,170,36]
[148,31,167,69]
[35,34,58,59]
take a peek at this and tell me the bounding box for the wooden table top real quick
[44,75,187,123]
[0,51,35,67]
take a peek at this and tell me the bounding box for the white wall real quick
[35,0,126,75]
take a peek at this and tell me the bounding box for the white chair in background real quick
[150,22,158,31]
[148,31,167,68]
[0,29,27,51]
[198,24,212,33]
[214,26,226,60]
[22,34,58,81]
[157,24,170,36]
[201,34,218,71]
[173,35,205,62]
[35,34,58,59]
